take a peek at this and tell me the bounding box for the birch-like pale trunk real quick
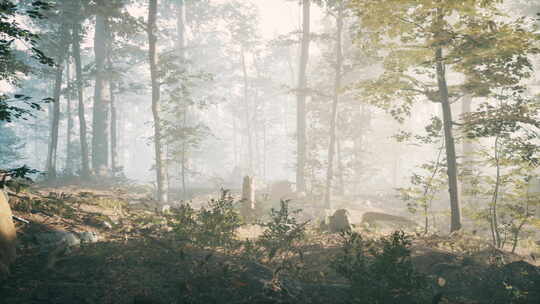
[296,0,310,193]
[72,23,90,179]
[148,0,168,202]
[324,2,343,209]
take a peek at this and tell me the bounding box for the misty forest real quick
[1,0,540,303]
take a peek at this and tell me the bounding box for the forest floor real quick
[1,184,539,304]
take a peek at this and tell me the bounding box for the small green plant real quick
[332,230,428,304]
[258,200,309,261]
[196,197,242,248]
[168,196,242,250]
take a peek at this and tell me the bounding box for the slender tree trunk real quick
[241,47,254,175]
[324,2,343,209]
[490,135,502,247]
[181,109,187,199]
[176,0,188,198]
[435,46,462,232]
[336,136,345,195]
[65,58,74,174]
[461,94,473,197]
[148,0,168,202]
[109,72,117,176]
[233,116,238,168]
[262,106,267,181]
[92,11,111,176]
[72,24,90,179]
[107,53,117,176]
[296,0,310,193]
[176,0,186,59]
[46,55,65,180]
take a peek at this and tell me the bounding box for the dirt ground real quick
[1,186,539,304]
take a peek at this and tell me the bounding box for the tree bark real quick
[65,58,74,174]
[461,94,473,196]
[72,23,90,179]
[148,0,168,202]
[92,11,111,176]
[46,54,65,180]
[241,175,255,221]
[435,46,462,232]
[296,0,310,193]
[107,54,118,176]
[109,70,117,176]
[177,0,188,198]
[241,47,254,175]
[324,2,343,209]
[176,0,186,60]
[336,136,345,195]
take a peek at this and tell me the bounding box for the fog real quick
[3,1,540,303]
[3,0,540,241]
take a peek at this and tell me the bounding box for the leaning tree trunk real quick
[324,2,343,209]
[148,0,168,202]
[92,11,111,177]
[72,23,90,179]
[296,0,311,193]
[435,46,461,232]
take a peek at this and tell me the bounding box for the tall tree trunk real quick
[490,135,502,247]
[435,46,462,232]
[233,116,238,168]
[109,73,117,177]
[241,47,254,175]
[296,0,310,193]
[72,23,90,179]
[107,55,118,176]
[46,54,66,180]
[92,11,111,176]
[336,135,345,195]
[148,0,168,202]
[461,94,473,197]
[176,0,186,60]
[324,2,343,209]
[181,110,187,199]
[65,58,74,174]
[177,0,188,198]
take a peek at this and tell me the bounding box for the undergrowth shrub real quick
[257,200,309,261]
[197,197,242,248]
[332,230,428,304]
[169,196,242,250]
[247,200,311,282]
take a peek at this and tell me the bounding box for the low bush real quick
[332,230,429,304]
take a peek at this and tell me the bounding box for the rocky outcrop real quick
[0,190,16,280]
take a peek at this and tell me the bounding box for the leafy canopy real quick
[350,0,539,118]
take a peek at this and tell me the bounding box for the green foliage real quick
[461,140,540,250]
[257,200,309,261]
[0,1,54,123]
[350,0,539,124]
[398,141,446,233]
[169,196,242,249]
[0,122,23,167]
[463,96,540,165]
[197,197,242,248]
[332,230,428,304]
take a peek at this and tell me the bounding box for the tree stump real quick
[241,176,255,221]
